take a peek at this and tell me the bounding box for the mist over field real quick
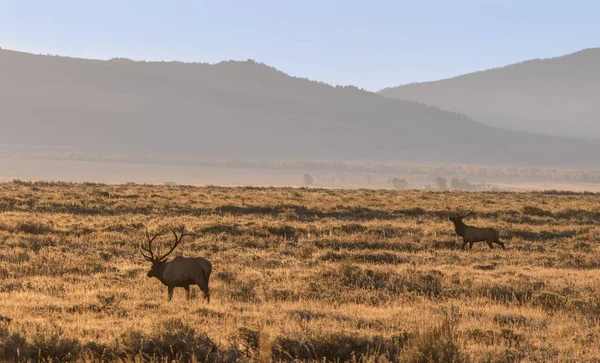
[1,47,600,190]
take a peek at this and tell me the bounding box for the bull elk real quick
[140,227,212,302]
[449,210,506,250]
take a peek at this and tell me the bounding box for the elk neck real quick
[154,261,169,285]
[452,219,467,237]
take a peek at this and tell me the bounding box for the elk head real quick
[449,210,476,224]
[140,226,194,279]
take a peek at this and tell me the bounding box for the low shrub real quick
[400,319,465,363]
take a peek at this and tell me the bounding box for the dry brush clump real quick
[0,181,600,361]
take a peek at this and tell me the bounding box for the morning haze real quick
[381,48,600,139]
[1,46,600,189]
[0,48,598,162]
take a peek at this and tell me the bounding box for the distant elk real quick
[140,227,212,302]
[449,211,506,250]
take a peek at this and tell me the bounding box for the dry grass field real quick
[0,181,599,362]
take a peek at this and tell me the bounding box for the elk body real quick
[140,228,212,302]
[449,211,505,250]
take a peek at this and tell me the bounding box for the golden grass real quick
[0,181,599,362]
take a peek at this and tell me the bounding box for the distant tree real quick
[109,57,133,63]
[391,178,409,190]
[434,177,448,190]
[450,178,459,190]
[451,178,475,190]
[303,174,314,186]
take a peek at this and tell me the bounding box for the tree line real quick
[3,150,600,183]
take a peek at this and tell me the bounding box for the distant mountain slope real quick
[380,48,600,139]
[1,48,599,167]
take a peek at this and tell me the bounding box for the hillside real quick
[380,48,600,139]
[1,48,599,167]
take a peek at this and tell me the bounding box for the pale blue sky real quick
[1,0,598,90]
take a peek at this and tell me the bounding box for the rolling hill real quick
[1,48,599,167]
[380,48,600,140]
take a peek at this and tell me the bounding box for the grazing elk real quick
[140,227,212,302]
[449,211,506,250]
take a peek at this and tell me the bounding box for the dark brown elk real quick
[449,211,505,250]
[140,227,212,302]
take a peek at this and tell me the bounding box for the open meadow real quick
[0,181,599,362]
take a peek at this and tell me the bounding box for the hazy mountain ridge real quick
[1,48,599,167]
[380,48,600,139]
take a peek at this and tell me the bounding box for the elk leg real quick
[461,239,468,250]
[184,285,191,301]
[494,240,506,250]
[167,286,174,301]
[469,242,474,250]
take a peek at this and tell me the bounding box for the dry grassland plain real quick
[0,181,599,362]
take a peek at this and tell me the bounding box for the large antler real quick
[140,228,164,262]
[457,209,477,219]
[157,226,196,262]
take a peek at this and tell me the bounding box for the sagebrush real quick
[0,181,599,362]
